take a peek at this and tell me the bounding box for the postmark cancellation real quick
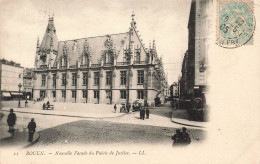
[216,0,255,48]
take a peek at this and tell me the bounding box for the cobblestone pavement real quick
[32,119,205,147]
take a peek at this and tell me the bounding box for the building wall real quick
[194,0,212,86]
[33,66,160,105]
[1,64,23,92]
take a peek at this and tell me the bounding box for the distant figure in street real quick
[140,106,145,120]
[181,127,191,145]
[127,103,131,113]
[171,129,182,146]
[46,101,50,107]
[27,118,36,142]
[7,109,16,134]
[139,105,142,119]
[145,107,150,119]
[114,104,117,113]
[42,103,46,110]
[25,100,28,107]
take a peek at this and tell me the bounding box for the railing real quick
[91,64,101,68]
[80,64,89,68]
[116,62,129,66]
[104,63,113,67]
[133,61,146,65]
[69,65,77,68]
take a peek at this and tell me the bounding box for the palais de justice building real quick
[33,14,168,106]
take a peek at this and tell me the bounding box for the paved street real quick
[32,119,204,147]
[1,102,205,147]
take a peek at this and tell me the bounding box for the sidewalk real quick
[0,101,126,119]
[0,115,40,148]
[171,109,208,128]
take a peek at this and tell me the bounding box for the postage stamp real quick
[216,0,255,48]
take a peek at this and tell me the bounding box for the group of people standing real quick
[171,127,191,146]
[140,106,149,120]
[113,103,132,113]
[7,109,37,142]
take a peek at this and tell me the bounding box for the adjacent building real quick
[23,68,35,100]
[0,59,24,100]
[180,0,212,102]
[33,14,168,106]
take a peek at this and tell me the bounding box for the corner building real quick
[33,14,167,106]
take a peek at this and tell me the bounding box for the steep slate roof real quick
[40,17,58,52]
[57,32,129,66]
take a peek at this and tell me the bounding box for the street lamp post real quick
[18,83,22,108]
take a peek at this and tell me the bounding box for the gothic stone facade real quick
[33,15,167,106]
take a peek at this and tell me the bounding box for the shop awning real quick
[2,92,11,97]
[10,92,23,96]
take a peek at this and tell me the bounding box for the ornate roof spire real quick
[130,11,136,28]
[39,16,58,52]
[131,11,135,21]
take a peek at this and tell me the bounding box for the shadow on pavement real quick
[0,128,39,147]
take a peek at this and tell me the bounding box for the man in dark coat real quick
[7,109,16,133]
[27,118,36,142]
[141,107,145,120]
[42,103,46,110]
[171,129,182,146]
[145,107,150,119]
[140,105,143,119]
[114,104,117,113]
[181,127,191,145]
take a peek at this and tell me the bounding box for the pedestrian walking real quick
[141,107,145,120]
[25,100,28,107]
[127,103,131,113]
[145,107,150,119]
[7,109,17,134]
[114,104,117,113]
[27,118,36,142]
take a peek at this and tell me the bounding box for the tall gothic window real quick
[72,73,77,86]
[82,72,88,86]
[62,73,66,86]
[120,71,126,85]
[120,90,126,99]
[41,74,46,86]
[94,90,99,98]
[82,90,88,98]
[106,71,112,85]
[94,72,99,85]
[137,70,144,85]
[137,90,144,99]
[52,74,56,86]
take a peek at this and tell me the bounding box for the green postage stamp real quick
[217,0,255,48]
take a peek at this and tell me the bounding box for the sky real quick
[0,0,191,85]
